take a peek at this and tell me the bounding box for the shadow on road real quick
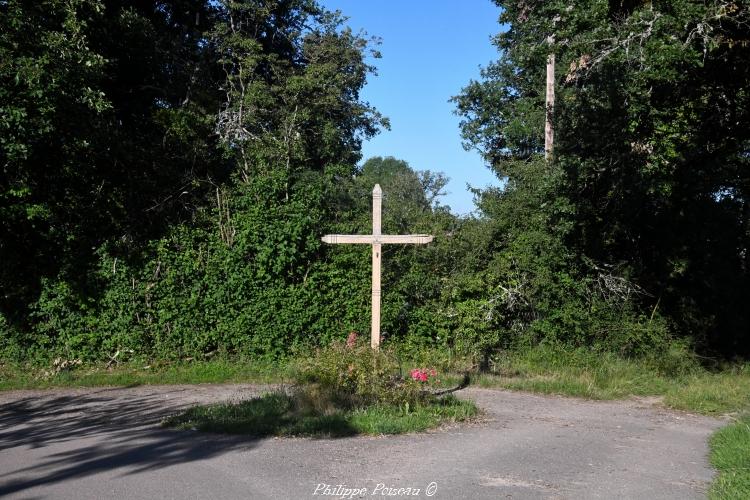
[0,388,258,496]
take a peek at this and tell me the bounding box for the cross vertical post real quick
[321,184,433,349]
[371,185,382,349]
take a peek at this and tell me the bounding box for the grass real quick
[441,345,750,416]
[0,358,286,391]
[708,415,750,499]
[2,344,749,416]
[162,390,478,437]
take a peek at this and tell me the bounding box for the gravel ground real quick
[0,384,723,499]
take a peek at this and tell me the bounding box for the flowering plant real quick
[409,368,437,383]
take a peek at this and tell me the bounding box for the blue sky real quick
[320,0,503,214]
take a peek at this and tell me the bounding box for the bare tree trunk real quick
[743,197,750,273]
[545,37,555,161]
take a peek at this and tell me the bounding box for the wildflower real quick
[410,368,435,383]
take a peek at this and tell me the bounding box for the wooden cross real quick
[322,184,434,349]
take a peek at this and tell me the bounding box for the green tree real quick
[1,0,224,324]
[3,0,392,361]
[355,156,448,232]
[454,1,750,356]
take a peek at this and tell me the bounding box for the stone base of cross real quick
[322,184,434,349]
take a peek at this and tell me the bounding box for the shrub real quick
[292,340,431,409]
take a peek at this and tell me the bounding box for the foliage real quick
[453,0,750,357]
[1,0,393,362]
[293,340,428,408]
[1,0,224,322]
[2,0,749,365]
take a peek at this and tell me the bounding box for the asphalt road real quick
[0,384,722,499]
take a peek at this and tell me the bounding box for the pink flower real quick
[410,368,436,383]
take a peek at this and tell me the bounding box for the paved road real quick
[0,384,722,499]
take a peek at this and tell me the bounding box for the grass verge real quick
[0,358,285,391]
[162,390,478,437]
[708,415,750,499]
[3,345,748,417]
[441,346,750,416]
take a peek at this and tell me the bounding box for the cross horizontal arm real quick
[322,234,434,245]
[377,234,434,244]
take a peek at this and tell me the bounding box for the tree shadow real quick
[430,373,472,396]
[163,391,360,438]
[0,388,260,496]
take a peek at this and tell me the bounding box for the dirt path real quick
[0,384,723,499]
